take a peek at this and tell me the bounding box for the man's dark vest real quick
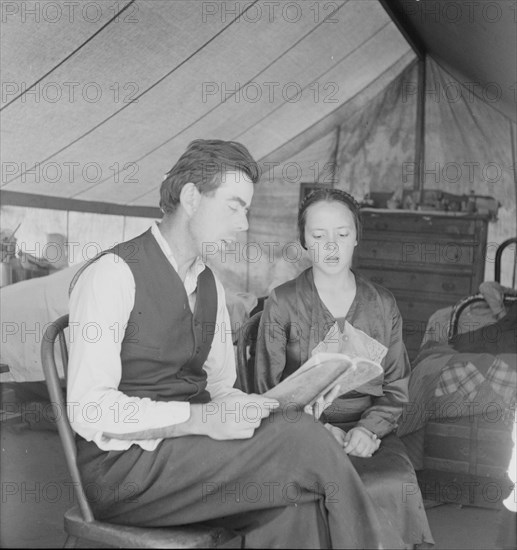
[70,229,217,403]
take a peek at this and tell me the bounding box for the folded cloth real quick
[479,281,507,319]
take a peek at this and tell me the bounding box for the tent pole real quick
[415,58,426,204]
[378,0,425,60]
[378,0,426,204]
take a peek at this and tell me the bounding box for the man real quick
[67,139,401,548]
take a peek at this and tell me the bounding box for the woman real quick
[255,188,434,548]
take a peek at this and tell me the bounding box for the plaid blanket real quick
[398,342,516,437]
[435,355,516,404]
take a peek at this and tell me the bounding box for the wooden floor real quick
[0,385,514,549]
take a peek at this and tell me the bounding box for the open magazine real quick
[101,353,383,440]
[263,352,383,408]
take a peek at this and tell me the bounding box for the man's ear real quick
[179,183,201,216]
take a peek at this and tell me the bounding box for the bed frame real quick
[447,237,517,340]
[418,238,516,509]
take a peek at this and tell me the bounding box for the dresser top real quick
[359,208,490,220]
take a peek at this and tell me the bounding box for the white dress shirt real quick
[67,223,242,451]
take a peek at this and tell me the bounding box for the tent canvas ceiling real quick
[1,0,416,209]
[1,0,515,213]
[390,0,516,124]
[0,1,515,309]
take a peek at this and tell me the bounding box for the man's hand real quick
[303,384,341,420]
[343,426,381,457]
[102,394,279,441]
[197,393,279,440]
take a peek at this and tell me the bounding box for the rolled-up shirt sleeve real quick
[67,254,190,451]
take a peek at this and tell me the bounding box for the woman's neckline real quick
[311,268,358,320]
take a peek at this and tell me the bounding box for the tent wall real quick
[0,205,152,268]
[247,57,516,296]
[1,0,515,296]
[3,55,514,295]
[0,204,251,293]
[334,62,418,196]
[423,58,517,285]
[247,131,336,295]
[248,61,418,296]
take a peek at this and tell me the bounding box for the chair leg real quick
[63,535,78,548]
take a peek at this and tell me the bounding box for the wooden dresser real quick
[354,209,489,361]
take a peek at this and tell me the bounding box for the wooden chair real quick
[41,314,239,548]
[235,311,262,394]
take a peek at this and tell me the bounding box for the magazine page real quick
[263,353,383,408]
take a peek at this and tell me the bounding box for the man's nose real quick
[236,211,249,232]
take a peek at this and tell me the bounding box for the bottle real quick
[467,191,476,213]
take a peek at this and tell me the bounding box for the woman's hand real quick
[343,426,381,457]
[303,384,341,420]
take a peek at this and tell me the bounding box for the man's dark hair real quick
[298,188,362,249]
[160,140,260,213]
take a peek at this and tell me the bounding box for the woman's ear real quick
[179,182,201,216]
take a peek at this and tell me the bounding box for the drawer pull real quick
[442,282,456,292]
[375,222,388,231]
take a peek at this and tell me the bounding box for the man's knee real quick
[261,411,335,452]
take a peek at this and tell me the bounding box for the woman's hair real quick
[159,139,260,213]
[298,188,362,248]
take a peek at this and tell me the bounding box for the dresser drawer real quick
[354,211,488,361]
[358,267,471,297]
[361,211,478,236]
[393,295,453,324]
[357,236,478,267]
